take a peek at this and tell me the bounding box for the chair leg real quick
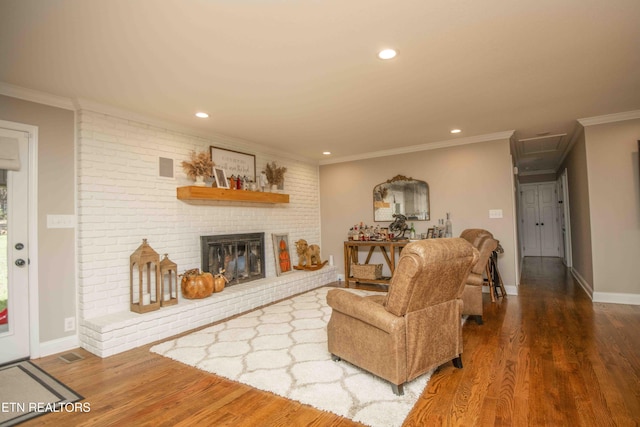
[489,252,506,299]
[391,383,404,396]
[331,354,341,362]
[485,264,496,302]
[495,264,507,298]
[452,355,463,369]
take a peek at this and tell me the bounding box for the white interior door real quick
[521,186,541,256]
[520,182,560,257]
[0,128,30,363]
[538,183,559,256]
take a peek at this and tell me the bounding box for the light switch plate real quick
[47,214,76,229]
[489,209,503,219]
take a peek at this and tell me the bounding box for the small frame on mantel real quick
[213,167,229,189]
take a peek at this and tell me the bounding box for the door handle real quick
[15,259,26,267]
[541,223,544,226]
[536,223,539,226]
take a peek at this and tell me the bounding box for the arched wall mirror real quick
[373,175,430,222]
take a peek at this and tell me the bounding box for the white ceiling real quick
[1,0,639,172]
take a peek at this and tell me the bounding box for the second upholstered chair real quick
[326,238,479,395]
[459,229,499,324]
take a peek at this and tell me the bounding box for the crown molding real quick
[578,110,640,127]
[319,130,515,165]
[0,82,75,110]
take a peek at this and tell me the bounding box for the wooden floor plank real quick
[22,257,640,426]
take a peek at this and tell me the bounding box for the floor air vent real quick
[58,352,85,363]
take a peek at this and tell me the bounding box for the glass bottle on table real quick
[445,212,452,238]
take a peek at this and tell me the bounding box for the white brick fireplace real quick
[76,110,336,357]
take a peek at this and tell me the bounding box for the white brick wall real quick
[77,110,332,356]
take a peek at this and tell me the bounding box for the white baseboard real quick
[571,268,640,305]
[38,334,80,358]
[504,285,518,296]
[593,292,640,305]
[571,268,593,298]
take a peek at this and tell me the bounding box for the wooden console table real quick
[343,240,409,288]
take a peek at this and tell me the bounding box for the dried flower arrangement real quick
[181,151,213,180]
[264,161,287,186]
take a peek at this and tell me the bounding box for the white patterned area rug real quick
[151,287,433,427]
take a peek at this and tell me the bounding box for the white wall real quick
[584,118,640,299]
[77,110,322,320]
[560,130,594,293]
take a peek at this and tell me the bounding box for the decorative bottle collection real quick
[347,222,385,241]
[433,213,453,238]
[228,175,255,190]
[347,213,453,241]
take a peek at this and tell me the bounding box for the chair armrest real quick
[327,289,404,334]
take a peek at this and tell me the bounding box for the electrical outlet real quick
[489,209,503,219]
[64,317,76,332]
[47,214,76,229]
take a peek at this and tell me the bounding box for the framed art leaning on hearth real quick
[272,233,292,276]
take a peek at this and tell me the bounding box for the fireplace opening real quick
[201,233,265,286]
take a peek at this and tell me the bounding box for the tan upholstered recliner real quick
[459,229,499,324]
[326,238,479,395]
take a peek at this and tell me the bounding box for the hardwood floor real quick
[26,257,640,426]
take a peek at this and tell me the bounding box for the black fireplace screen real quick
[201,233,265,286]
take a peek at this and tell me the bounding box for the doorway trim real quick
[0,119,39,358]
[559,168,572,267]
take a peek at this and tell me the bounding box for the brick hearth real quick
[80,266,337,357]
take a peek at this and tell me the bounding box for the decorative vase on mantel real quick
[194,176,206,187]
[264,161,286,194]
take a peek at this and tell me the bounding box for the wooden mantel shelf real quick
[177,186,289,204]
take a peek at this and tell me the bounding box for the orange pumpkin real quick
[180,269,214,299]
[213,274,226,293]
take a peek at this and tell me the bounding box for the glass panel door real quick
[0,128,30,363]
[0,171,7,334]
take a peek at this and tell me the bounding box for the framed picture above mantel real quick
[210,146,256,182]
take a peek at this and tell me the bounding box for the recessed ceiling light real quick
[450,129,462,134]
[195,112,209,118]
[322,151,331,155]
[378,49,397,60]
